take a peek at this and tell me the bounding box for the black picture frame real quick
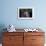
[18,7,34,19]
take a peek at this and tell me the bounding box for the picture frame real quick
[18,7,34,19]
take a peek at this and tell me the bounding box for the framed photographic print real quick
[18,7,34,19]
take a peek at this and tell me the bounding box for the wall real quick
[0,0,46,30]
